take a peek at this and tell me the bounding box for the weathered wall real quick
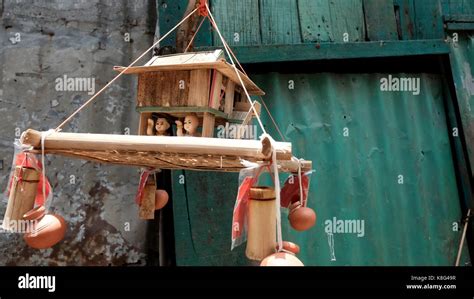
[0,0,157,265]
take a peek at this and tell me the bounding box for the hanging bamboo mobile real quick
[4,0,315,263]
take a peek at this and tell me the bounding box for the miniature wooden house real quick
[114,50,265,138]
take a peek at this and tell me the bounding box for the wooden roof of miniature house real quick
[114,50,265,96]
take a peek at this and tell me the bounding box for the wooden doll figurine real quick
[155,118,170,136]
[175,113,200,137]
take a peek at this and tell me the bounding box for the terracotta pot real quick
[23,206,67,249]
[155,189,169,210]
[260,252,304,266]
[288,206,316,231]
[277,241,300,255]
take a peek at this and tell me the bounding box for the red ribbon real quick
[197,0,208,17]
[231,166,265,243]
[6,152,51,206]
[135,169,154,205]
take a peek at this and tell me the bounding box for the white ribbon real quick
[261,133,283,251]
[41,129,55,209]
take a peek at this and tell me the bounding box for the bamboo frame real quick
[20,129,312,173]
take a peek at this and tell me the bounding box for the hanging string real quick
[297,158,304,207]
[41,129,55,208]
[219,45,285,142]
[205,4,267,135]
[225,43,285,141]
[184,16,206,53]
[261,133,283,251]
[258,96,286,142]
[54,7,199,132]
[455,208,471,266]
[327,232,336,261]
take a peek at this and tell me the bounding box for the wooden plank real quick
[363,0,398,41]
[328,0,365,42]
[201,112,215,138]
[160,72,173,107]
[21,129,294,161]
[259,0,302,44]
[209,71,223,110]
[446,22,474,30]
[298,0,333,42]
[196,39,450,63]
[174,71,190,107]
[139,178,156,220]
[114,62,221,73]
[448,0,463,15]
[136,74,146,107]
[224,80,235,115]
[444,14,474,22]
[138,112,153,135]
[188,69,210,107]
[462,0,474,15]
[413,0,444,39]
[440,0,450,15]
[137,71,190,107]
[211,0,261,46]
[114,61,265,96]
[146,50,224,66]
[393,0,416,40]
[137,73,157,107]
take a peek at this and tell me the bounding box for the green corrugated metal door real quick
[172,72,468,266]
[449,32,474,177]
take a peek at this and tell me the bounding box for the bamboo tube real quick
[139,176,156,220]
[2,166,40,231]
[20,129,292,161]
[245,187,277,261]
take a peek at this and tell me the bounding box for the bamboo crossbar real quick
[20,129,312,173]
[21,129,291,160]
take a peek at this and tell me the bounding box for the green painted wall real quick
[158,0,447,50]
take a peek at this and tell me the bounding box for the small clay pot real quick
[260,252,304,266]
[277,241,300,255]
[288,205,316,231]
[155,190,169,210]
[23,206,67,249]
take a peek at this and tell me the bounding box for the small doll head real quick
[155,117,170,134]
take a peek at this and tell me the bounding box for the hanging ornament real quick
[3,166,40,232]
[23,205,67,249]
[155,189,169,210]
[288,203,316,231]
[280,173,310,208]
[260,252,304,266]
[245,186,277,261]
[3,151,52,232]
